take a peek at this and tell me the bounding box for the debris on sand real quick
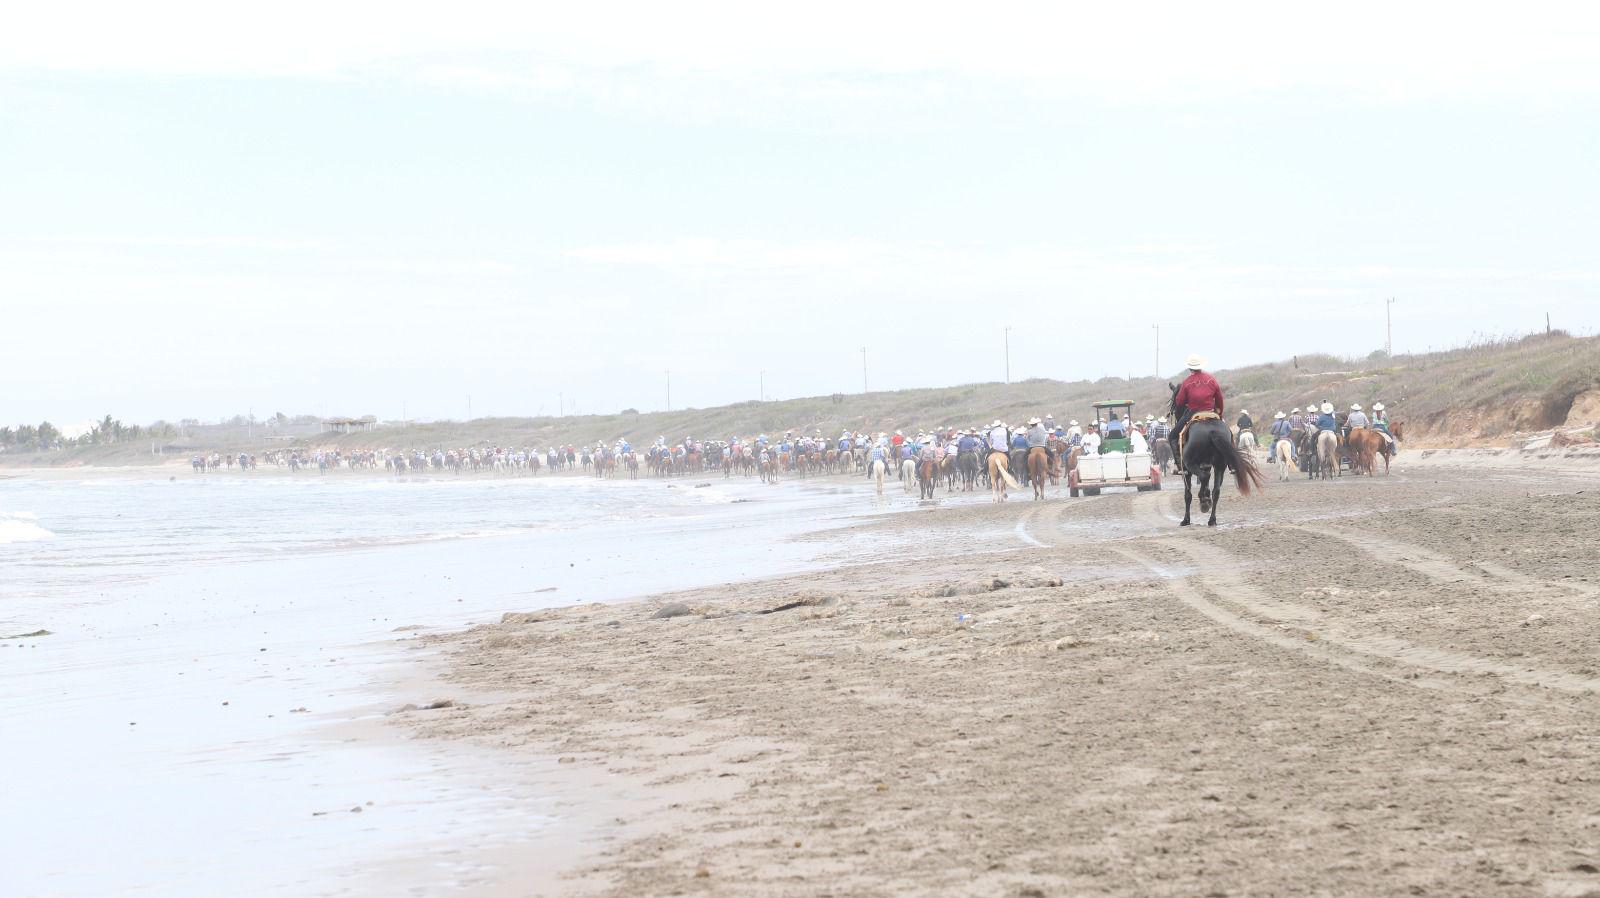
[393,699,455,714]
[501,610,560,624]
[3,629,51,639]
[758,595,839,615]
[921,576,1062,598]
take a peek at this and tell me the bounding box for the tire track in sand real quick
[1131,488,1182,530]
[1292,523,1599,599]
[1123,538,1600,694]
[1110,544,1445,689]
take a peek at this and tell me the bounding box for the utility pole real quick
[558,392,563,418]
[467,395,472,421]
[1004,326,1012,384]
[1152,323,1160,379]
[1386,297,1396,356]
[666,370,671,412]
[860,347,868,394]
[759,370,765,402]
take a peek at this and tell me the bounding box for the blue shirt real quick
[1316,413,1337,431]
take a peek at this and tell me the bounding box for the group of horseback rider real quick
[1168,354,1398,474]
[1263,402,1397,466]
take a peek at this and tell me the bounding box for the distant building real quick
[321,416,378,434]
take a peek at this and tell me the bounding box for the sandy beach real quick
[395,452,1600,897]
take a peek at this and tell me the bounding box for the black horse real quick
[1169,385,1266,526]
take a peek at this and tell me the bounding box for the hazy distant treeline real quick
[0,416,177,451]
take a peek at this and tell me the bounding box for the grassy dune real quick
[11,332,1600,467]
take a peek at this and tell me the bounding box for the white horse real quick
[1274,439,1295,481]
[1315,430,1340,480]
[899,457,917,493]
[870,458,888,496]
[1238,430,1258,453]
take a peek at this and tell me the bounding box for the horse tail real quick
[989,453,1020,489]
[1209,427,1266,496]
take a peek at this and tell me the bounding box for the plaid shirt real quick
[1148,421,1171,440]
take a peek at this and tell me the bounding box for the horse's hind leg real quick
[1180,473,1193,526]
[1208,466,1225,526]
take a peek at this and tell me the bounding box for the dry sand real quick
[396,453,1600,897]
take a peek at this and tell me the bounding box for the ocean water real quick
[0,470,876,897]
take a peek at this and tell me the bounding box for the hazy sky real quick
[4,2,1599,425]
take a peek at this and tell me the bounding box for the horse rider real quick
[1067,419,1082,441]
[1315,402,1338,433]
[1346,403,1369,432]
[1269,411,1294,461]
[1170,354,1224,474]
[1026,417,1048,451]
[986,419,1010,461]
[1371,402,1398,454]
[1236,408,1254,438]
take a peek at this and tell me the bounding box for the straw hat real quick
[1069,419,1079,426]
[1373,402,1386,411]
[1028,416,1041,425]
[991,420,1003,427]
[1274,411,1286,419]
[1291,407,1300,414]
[1351,403,1362,411]
[1186,354,1206,369]
[1321,402,1334,414]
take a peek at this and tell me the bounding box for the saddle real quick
[1176,410,1221,461]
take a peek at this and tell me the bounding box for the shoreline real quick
[389,453,1600,896]
[2,470,889,897]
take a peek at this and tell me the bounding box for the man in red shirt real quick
[1170,354,1225,473]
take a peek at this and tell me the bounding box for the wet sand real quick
[399,452,1600,896]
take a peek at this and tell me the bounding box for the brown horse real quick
[1390,421,1406,443]
[1346,429,1390,475]
[917,458,938,499]
[1027,447,1048,499]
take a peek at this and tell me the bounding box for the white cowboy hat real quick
[1321,402,1334,414]
[1241,409,1249,415]
[1028,417,1041,425]
[1069,420,1079,426]
[1186,354,1206,369]
[1157,416,1167,423]
[1274,411,1286,419]
[1350,403,1362,411]
[991,420,1003,427]
[1372,402,1385,411]
[1291,407,1300,413]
